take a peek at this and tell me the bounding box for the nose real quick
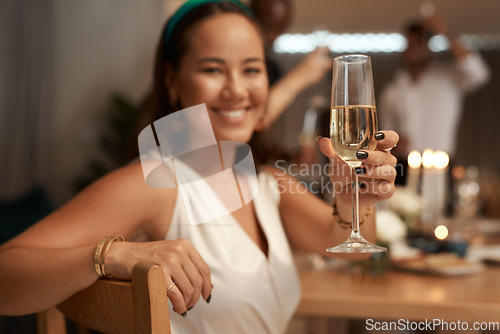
[221,71,248,101]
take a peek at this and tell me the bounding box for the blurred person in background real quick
[380,11,490,183]
[250,0,331,129]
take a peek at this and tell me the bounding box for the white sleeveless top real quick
[165,171,301,334]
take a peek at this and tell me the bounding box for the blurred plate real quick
[392,253,485,276]
[467,244,500,265]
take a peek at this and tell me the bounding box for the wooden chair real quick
[37,262,171,334]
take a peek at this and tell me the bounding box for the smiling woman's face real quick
[167,13,269,143]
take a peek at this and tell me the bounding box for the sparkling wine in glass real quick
[327,55,386,253]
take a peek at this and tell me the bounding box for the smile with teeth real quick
[216,108,248,119]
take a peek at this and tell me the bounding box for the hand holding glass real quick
[327,55,386,253]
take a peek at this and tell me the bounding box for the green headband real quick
[162,0,252,62]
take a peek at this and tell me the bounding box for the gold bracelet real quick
[94,235,125,278]
[94,237,107,277]
[332,198,374,229]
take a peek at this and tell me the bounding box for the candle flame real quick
[408,151,422,168]
[434,225,449,240]
[433,151,449,169]
[422,149,434,169]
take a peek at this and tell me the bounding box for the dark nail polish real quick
[355,167,367,175]
[356,151,369,159]
[187,306,194,311]
[359,182,367,189]
[206,294,212,304]
[375,132,385,140]
[181,312,187,317]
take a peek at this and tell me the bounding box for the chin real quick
[215,130,254,143]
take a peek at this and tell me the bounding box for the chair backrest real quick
[37,262,171,334]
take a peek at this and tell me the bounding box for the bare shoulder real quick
[71,161,177,213]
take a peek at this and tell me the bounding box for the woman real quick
[0,1,398,333]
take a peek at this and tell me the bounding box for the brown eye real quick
[244,68,261,74]
[201,68,222,74]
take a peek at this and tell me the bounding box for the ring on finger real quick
[380,144,397,152]
[167,282,176,291]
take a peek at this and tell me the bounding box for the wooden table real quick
[295,254,500,325]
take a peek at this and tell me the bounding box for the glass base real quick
[326,237,387,253]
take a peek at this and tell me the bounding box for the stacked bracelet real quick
[332,199,374,229]
[94,235,125,278]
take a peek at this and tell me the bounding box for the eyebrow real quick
[244,58,263,64]
[196,58,224,64]
[196,57,263,64]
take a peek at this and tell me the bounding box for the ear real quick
[164,62,178,102]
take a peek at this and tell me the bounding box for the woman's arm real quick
[0,162,211,316]
[262,47,331,129]
[272,131,398,258]
[0,244,99,315]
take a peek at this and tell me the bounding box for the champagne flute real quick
[327,55,386,253]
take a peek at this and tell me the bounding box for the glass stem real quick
[350,166,362,240]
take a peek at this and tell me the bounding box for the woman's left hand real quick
[317,130,399,209]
